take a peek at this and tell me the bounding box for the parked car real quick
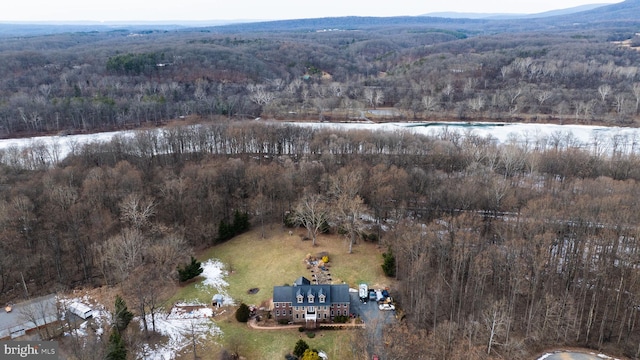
[379,303,395,311]
[359,284,368,303]
[372,355,379,360]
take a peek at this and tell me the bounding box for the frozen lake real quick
[294,121,640,147]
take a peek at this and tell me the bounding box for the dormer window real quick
[318,288,326,303]
[297,295,304,303]
[307,289,314,303]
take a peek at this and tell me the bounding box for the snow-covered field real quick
[139,260,233,359]
[195,259,235,306]
[291,121,640,153]
[0,130,135,161]
[140,304,219,360]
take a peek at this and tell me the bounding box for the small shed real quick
[69,302,93,319]
[212,294,224,307]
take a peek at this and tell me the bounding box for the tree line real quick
[1,121,640,358]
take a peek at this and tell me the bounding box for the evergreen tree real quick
[105,329,127,360]
[217,219,233,242]
[232,210,250,233]
[177,256,203,282]
[293,339,309,358]
[113,295,134,334]
[216,211,250,243]
[381,248,396,277]
[235,303,251,323]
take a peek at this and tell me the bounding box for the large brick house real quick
[272,277,350,327]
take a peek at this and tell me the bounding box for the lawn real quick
[171,225,392,359]
[213,320,360,359]
[173,226,391,306]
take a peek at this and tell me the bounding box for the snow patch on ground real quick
[59,296,110,339]
[59,294,224,360]
[55,259,234,359]
[139,307,220,360]
[167,305,214,320]
[195,259,235,306]
[140,259,233,359]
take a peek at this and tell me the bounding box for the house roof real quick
[273,283,350,305]
[293,276,311,286]
[0,294,57,339]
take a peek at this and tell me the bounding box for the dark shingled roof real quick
[273,283,350,305]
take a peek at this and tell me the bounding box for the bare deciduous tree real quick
[536,90,553,105]
[328,168,369,254]
[19,296,57,340]
[104,228,147,282]
[422,95,439,112]
[292,192,330,246]
[484,300,508,355]
[119,194,155,230]
[598,84,611,102]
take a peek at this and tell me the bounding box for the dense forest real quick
[1,121,640,358]
[4,1,640,358]
[2,2,640,137]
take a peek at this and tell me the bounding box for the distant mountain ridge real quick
[0,0,639,36]
[549,0,640,22]
[205,0,640,33]
[424,3,611,19]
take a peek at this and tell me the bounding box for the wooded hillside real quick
[0,122,639,358]
[2,3,640,137]
[3,3,640,358]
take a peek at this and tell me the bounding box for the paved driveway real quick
[349,291,395,325]
[349,290,395,357]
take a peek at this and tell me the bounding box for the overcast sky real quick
[1,0,624,22]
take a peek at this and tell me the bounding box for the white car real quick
[378,303,395,311]
[359,284,368,300]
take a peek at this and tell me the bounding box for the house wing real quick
[329,284,351,303]
[273,286,294,303]
[293,276,311,286]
